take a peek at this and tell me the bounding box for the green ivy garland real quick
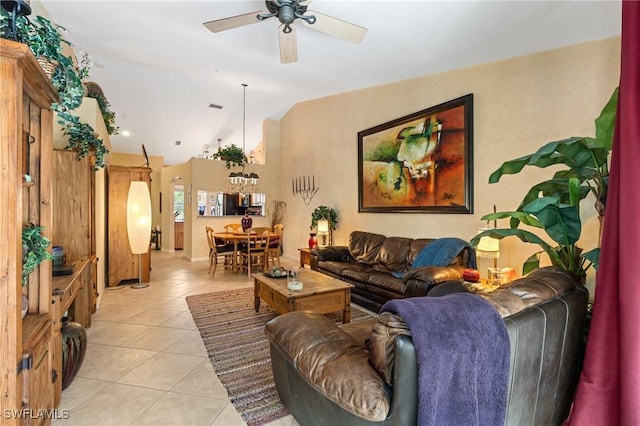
[1,11,110,170]
[87,92,119,136]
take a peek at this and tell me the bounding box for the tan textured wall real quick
[279,37,621,289]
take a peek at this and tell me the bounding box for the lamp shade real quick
[476,227,500,258]
[127,181,152,254]
[317,219,329,234]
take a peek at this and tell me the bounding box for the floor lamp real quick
[127,181,152,289]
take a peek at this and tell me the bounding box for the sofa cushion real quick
[348,231,386,265]
[373,237,413,272]
[319,260,353,276]
[342,265,375,283]
[407,238,434,264]
[367,272,406,295]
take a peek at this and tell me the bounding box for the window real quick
[174,185,184,221]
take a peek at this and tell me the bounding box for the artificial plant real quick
[267,200,287,230]
[212,144,247,168]
[58,112,108,169]
[1,10,110,169]
[310,206,338,231]
[471,88,618,283]
[87,91,119,135]
[22,224,52,286]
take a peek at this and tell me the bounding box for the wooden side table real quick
[298,248,311,268]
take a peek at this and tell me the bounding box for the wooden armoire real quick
[1,39,58,424]
[107,165,152,287]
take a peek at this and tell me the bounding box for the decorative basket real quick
[84,81,105,98]
[36,57,57,79]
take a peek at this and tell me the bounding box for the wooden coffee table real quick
[253,269,354,323]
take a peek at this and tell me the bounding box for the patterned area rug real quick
[186,287,371,426]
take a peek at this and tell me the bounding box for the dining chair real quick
[268,224,284,268]
[206,226,234,276]
[224,223,243,233]
[239,227,271,277]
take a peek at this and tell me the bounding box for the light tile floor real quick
[53,250,300,426]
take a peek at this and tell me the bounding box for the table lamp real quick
[476,226,500,282]
[317,219,330,246]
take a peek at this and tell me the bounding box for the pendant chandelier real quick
[228,83,259,193]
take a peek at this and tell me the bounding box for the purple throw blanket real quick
[382,294,509,426]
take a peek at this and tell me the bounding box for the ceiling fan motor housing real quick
[262,0,313,32]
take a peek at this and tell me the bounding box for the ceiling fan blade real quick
[203,11,263,33]
[299,0,313,5]
[304,11,367,44]
[279,24,298,64]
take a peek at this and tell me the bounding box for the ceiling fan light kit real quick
[203,0,367,64]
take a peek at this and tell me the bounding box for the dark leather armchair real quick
[265,267,588,425]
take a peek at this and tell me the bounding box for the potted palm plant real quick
[471,88,618,283]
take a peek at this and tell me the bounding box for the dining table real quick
[212,231,277,274]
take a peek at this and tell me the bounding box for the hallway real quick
[54,250,298,426]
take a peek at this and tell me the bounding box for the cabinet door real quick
[22,324,53,426]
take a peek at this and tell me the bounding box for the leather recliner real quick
[265,267,588,426]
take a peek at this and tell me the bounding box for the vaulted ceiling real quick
[35,0,622,165]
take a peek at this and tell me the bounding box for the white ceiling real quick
[34,0,621,165]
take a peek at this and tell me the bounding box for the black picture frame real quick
[358,94,473,213]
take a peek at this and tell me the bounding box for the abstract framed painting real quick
[358,94,474,213]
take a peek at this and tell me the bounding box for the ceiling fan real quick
[203,0,367,64]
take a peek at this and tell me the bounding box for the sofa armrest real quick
[265,311,390,421]
[310,246,351,270]
[403,265,466,297]
[313,245,350,261]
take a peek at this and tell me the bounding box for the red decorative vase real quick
[308,233,318,249]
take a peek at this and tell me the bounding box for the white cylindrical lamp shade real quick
[127,181,152,254]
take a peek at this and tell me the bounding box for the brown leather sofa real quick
[310,231,474,312]
[265,267,588,426]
